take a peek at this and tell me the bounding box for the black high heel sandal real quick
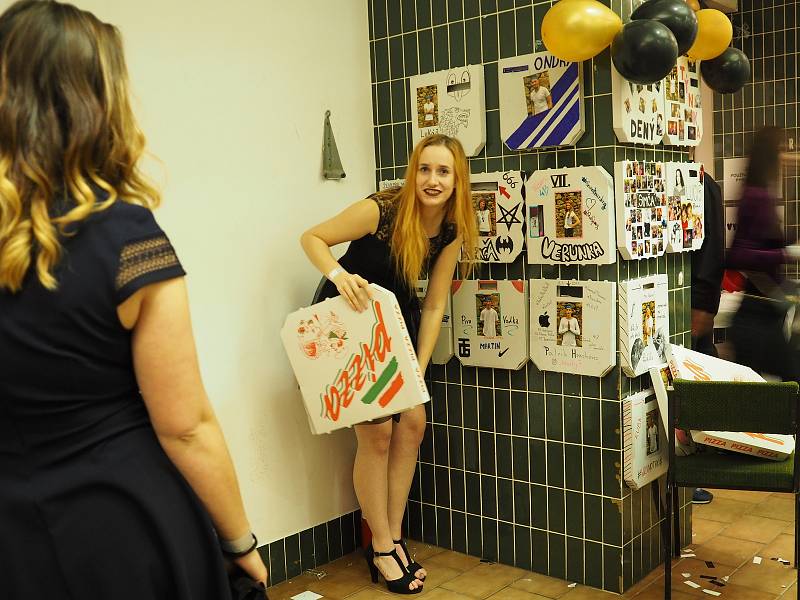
[393,539,426,582]
[365,545,423,594]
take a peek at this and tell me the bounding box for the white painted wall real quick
[72,0,374,542]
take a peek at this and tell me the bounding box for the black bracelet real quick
[220,532,258,558]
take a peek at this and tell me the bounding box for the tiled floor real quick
[268,490,797,600]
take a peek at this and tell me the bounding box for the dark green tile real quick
[466,18,482,64]
[515,525,532,570]
[374,0,388,38]
[498,0,513,10]
[499,521,515,565]
[486,110,502,157]
[527,360,545,392]
[545,371,562,394]
[583,446,602,494]
[432,0,447,25]
[594,94,614,147]
[532,528,548,573]
[601,400,621,450]
[495,388,511,434]
[531,484,548,529]
[514,481,531,526]
[479,390,494,431]
[422,504,437,544]
[453,512,468,553]
[532,2,548,45]
[484,61,499,112]
[465,428,478,471]
[515,7,534,55]
[482,15,498,62]
[467,514,482,556]
[465,0,480,18]
[530,438,546,485]
[584,540,603,588]
[564,443,583,492]
[498,477,514,521]
[390,35,404,79]
[545,394,563,440]
[450,468,466,512]
[499,11,516,58]
[269,540,286,585]
[480,432,496,475]
[391,79,407,123]
[433,423,449,465]
[436,506,452,548]
[377,81,392,125]
[585,494,602,542]
[548,533,566,579]
[483,517,499,561]
[604,543,622,592]
[602,497,622,546]
[388,0,402,36]
[448,0,464,20]
[567,535,585,584]
[529,391,545,438]
[511,391,528,436]
[313,524,329,566]
[565,490,584,538]
[379,124,393,167]
[496,434,513,478]
[563,395,581,445]
[546,441,564,488]
[417,0,432,28]
[449,21,466,66]
[401,0,416,32]
[466,471,481,513]
[418,27,434,73]
[433,25,449,70]
[481,0,497,14]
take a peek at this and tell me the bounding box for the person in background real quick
[728,126,800,383]
[0,2,268,598]
[301,134,478,594]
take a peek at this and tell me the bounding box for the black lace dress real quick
[0,201,232,600]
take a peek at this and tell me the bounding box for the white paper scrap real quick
[685,581,701,589]
[722,576,729,582]
[682,573,691,578]
[703,590,722,596]
[753,556,762,564]
[291,592,323,600]
[681,553,697,558]
[568,583,577,588]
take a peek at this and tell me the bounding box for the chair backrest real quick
[671,379,800,434]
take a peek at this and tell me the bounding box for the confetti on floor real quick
[703,589,721,596]
[753,556,762,564]
[682,573,691,578]
[685,581,701,589]
[291,592,323,600]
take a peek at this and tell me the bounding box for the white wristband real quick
[326,266,345,281]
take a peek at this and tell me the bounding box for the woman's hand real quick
[233,549,269,589]
[332,271,373,312]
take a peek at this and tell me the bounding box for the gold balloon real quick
[687,9,733,60]
[685,0,701,11]
[542,0,623,62]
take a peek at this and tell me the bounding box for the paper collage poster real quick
[612,65,665,145]
[466,171,525,263]
[525,166,615,265]
[619,275,669,377]
[662,56,703,146]
[452,279,528,370]
[415,279,454,365]
[529,279,616,377]
[664,162,705,252]
[281,285,430,434]
[409,64,486,157]
[498,51,584,150]
[615,160,668,261]
[622,388,668,490]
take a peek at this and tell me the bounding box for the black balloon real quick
[701,47,751,93]
[611,20,679,85]
[631,0,698,55]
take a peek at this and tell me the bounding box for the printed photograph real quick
[529,205,545,238]
[475,293,502,338]
[642,301,656,347]
[555,191,582,239]
[667,69,680,101]
[556,301,582,347]
[473,192,497,237]
[688,125,697,141]
[416,84,439,128]
[524,71,553,116]
[645,409,660,455]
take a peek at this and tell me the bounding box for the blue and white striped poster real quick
[498,51,585,150]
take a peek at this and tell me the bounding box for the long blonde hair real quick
[0,0,159,292]
[386,134,477,288]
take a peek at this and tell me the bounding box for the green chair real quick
[664,379,800,600]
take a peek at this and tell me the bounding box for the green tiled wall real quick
[369,0,692,592]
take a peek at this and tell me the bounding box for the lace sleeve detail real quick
[115,235,185,302]
[372,195,398,242]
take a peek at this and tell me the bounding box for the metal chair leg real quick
[795,493,799,572]
[672,485,681,557]
[664,483,672,600]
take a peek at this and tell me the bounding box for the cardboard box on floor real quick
[281,285,429,434]
[649,344,795,461]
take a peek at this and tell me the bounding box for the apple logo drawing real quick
[538,312,550,327]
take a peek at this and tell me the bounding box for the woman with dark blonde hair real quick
[0,2,267,598]
[301,134,477,594]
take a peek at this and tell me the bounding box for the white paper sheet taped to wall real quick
[498,50,585,150]
[619,275,669,377]
[622,388,668,489]
[281,285,429,434]
[452,279,528,370]
[529,278,616,377]
[526,166,616,265]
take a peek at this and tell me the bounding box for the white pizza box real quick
[415,279,454,365]
[498,50,585,150]
[409,64,486,156]
[281,284,429,434]
[525,166,616,265]
[619,275,670,377]
[651,344,794,461]
[452,279,528,370]
[664,162,705,253]
[623,388,668,489]
[467,171,525,263]
[529,278,616,377]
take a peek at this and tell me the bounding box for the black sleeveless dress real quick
[0,201,232,600]
[314,194,457,357]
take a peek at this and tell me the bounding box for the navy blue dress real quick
[0,200,232,600]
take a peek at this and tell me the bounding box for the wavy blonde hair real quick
[381,134,477,289]
[0,0,159,292]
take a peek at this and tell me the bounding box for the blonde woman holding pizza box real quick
[301,134,477,594]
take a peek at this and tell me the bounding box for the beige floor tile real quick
[420,565,463,591]
[710,489,774,504]
[268,574,329,600]
[693,534,765,568]
[748,497,796,522]
[486,588,555,600]
[441,562,528,598]
[727,560,798,595]
[559,585,620,600]
[403,541,446,563]
[703,583,780,600]
[426,551,484,573]
[693,497,760,524]
[627,578,696,600]
[420,588,478,599]
[510,572,576,598]
[760,533,796,562]
[780,582,797,600]
[344,588,394,599]
[691,518,729,546]
[721,515,792,544]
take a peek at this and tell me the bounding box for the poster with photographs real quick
[663,56,703,146]
[452,279,528,370]
[415,279,454,365]
[378,178,405,191]
[619,275,669,377]
[465,171,525,263]
[498,51,585,150]
[525,166,616,265]
[409,64,486,157]
[615,160,668,261]
[529,279,616,377]
[611,64,665,145]
[622,388,667,490]
[664,162,705,252]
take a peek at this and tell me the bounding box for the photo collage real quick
[620,160,667,259]
[664,57,702,145]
